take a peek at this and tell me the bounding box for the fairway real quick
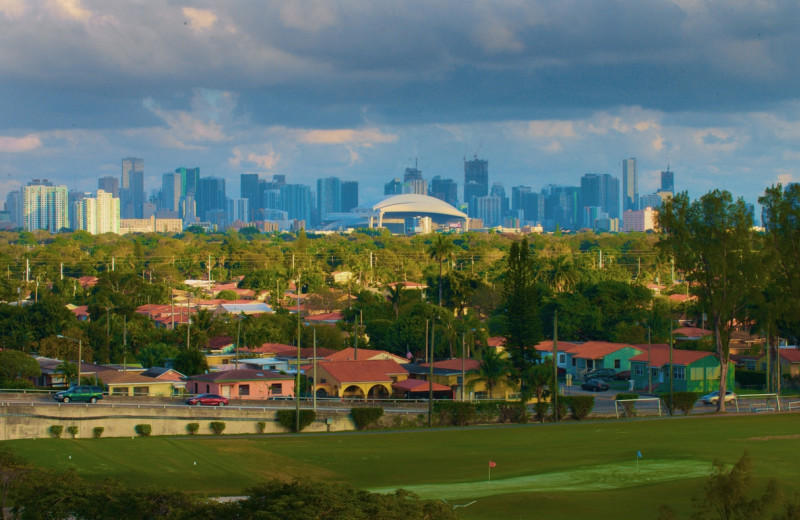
[6,414,800,519]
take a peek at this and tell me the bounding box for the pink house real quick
[184,369,295,399]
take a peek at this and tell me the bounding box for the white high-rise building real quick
[22,180,69,232]
[75,190,120,234]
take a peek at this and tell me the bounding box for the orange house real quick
[184,369,295,400]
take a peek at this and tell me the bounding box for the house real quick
[324,347,408,364]
[403,359,498,400]
[214,302,272,316]
[304,312,344,324]
[757,348,800,378]
[535,341,643,378]
[313,360,408,399]
[673,327,713,341]
[140,367,187,392]
[184,369,295,399]
[102,370,176,397]
[392,378,454,399]
[629,346,735,393]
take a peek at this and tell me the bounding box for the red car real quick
[186,393,228,406]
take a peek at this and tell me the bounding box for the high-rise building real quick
[340,181,358,212]
[622,157,638,212]
[542,185,580,231]
[240,173,259,221]
[280,184,312,226]
[403,165,426,195]
[228,198,249,224]
[175,167,200,197]
[121,157,144,219]
[522,191,544,224]
[490,182,508,218]
[22,179,69,232]
[98,176,119,198]
[429,176,458,206]
[384,178,403,195]
[464,156,489,208]
[661,167,674,194]
[472,196,503,228]
[4,190,22,229]
[197,177,227,222]
[317,177,341,220]
[580,173,620,227]
[511,186,531,212]
[74,189,120,235]
[160,172,183,214]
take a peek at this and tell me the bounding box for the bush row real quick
[350,407,384,430]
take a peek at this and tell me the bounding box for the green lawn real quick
[6,414,800,519]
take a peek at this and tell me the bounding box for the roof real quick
[779,349,800,363]
[569,341,643,360]
[318,360,408,383]
[357,194,467,221]
[305,312,344,322]
[140,367,186,379]
[185,369,293,382]
[100,371,167,385]
[629,346,716,367]
[420,359,481,371]
[673,327,713,338]
[392,379,452,393]
[245,343,297,355]
[535,340,582,353]
[208,336,235,350]
[325,348,408,364]
[217,303,272,314]
[487,336,506,348]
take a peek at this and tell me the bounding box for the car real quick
[54,385,104,404]
[583,368,617,381]
[701,390,737,405]
[614,370,631,381]
[581,379,610,392]
[185,393,229,406]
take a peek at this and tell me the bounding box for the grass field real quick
[6,414,800,519]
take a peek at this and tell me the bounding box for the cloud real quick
[229,147,280,170]
[279,1,336,32]
[0,0,26,18]
[298,128,397,146]
[140,94,230,148]
[0,134,42,153]
[182,7,217,31]
[51,0,91,21]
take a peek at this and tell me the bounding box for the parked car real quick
[581,379,610,392]
[583,368,617,381]
[53,385,104,404]
[701,390,737,405]
[614,370,631,381]
[186,394,229,406]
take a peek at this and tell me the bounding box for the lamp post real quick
[57,334,82,386]
[428,317,435,428]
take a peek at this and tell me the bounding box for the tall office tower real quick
[511,186,531,212]
[4,190,22,229]
[473,196,503,228]
[280,184,312,225]
[542,185,580,231]
[74,190,120,235]
[271,174,286,186]
[240,173,259,220]
[464,156,489,207]
[197,177,227,222]
[580,173,620,227]
[661,167,674,194]
[175,167,200,197]
[317,177,341,220]
[98,176,119,198]
[639,193,664,210]
[622,157,638,212]
[22,179,69,232]
[121,157,144,219]
[403,165,427,195]
[522,191,544,223]
[384,178,403,195]
[228,198,249,223]
[340,181,358,212]
[490,182,509,217]
[160,172,182,213]
[429,176,458,206]
[68,190,87,230]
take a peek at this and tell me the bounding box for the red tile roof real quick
[325,348,407,364]
[421,359,481,371]
[629,346,715,367]
[487,336,506,348]
[208,336,235,350]
[246,343,296,355]
[535,340,582,353]
[392,379,452,393]
[673,327,713,338]
[570,341,643,360]
[779,349,800,363]
[305,312,344,322]
[185,369,293,381]
[317,360,408,383]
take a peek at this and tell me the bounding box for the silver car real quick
[701,390,737,405]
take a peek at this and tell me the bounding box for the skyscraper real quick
[121,157,144,219]
[464,156,489,208]
[197,177,227,222]
[340,181,359,212]
[98,176,119,198]
[240,173,259,220]
[403,165,426,195]
[661,167,674,194]
[4,190,22,229]
[622,157,638,212]
[175,167,200,197]
[384,178,403,195]
[280,184,312,226]
[22,179,69,232]
[160,172,182,214]
[317,177,341,220]
[429,176,458,206]
[74,189,120,235]
[580,173,620,227]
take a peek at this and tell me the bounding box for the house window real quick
[133,386,149,396]
[614,359,621,369]
[269,383,283,395]
[571,358,577,367]
[634,364,644,376]
[672,366,686,380]
[558,353,566,364]
[239,384,250,396]
[206,384,210,393]
[320,378,327,384]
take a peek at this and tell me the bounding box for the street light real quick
[57,334,82,387]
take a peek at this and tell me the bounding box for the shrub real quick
[187,423,200,435]
[276,410,316,432]
[350,407,384,430]
[93,427,104,438]
[498,402,528,424]
[256,421,266,434]
[661,392,699,416]
[210,421,226,435]
[433,402,477,426]
[533,401,549,422]
[50,425,63,439]
[615,393,639,417]
[566,395,596,420]
[551,400,568,422]
[66,426,79,438]
[475,401,501,423]
[134,424,152,437]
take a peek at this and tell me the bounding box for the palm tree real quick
[385,283,406,318]
[427,234,456,306]
[470,348,511,399]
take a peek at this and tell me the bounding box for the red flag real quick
[489,461,496,468]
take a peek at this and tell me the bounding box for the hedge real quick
[350,407,384,430]
[93,427,104,439]
[615,393,639,417]
[256,421,266,434]
[661,392,699,415]
[187,423,199,435]
[67,426,79,438]
[433,402,476,426]
[276,410,316,432]
[50,425,63,439]
[565,395,595,420]
[210,421,226,435]
[135,424,152,437]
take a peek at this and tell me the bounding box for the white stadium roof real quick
[356,194,467,221]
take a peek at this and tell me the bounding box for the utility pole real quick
[647,326,652,392]
[669,322,674,413]
[428,318,435,428]
[313,328,317,412]
[295,276,301,434]
[461,332,466,401]
[553,310,559,422]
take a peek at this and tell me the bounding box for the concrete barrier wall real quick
[0,402,357,440]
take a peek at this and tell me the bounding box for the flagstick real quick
[488,465,491,485]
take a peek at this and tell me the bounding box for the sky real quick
[2,0,800,208]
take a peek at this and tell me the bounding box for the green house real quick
[630,346,734,393]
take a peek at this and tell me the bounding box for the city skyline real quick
[2,2,799,207]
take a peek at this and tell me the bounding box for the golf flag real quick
[637,451,642,458]
[489,461,496,468]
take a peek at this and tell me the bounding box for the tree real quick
[385,283,405,318]
[427,234,456,306]
[470,348,511,399]
[502,238,544,379]
[0,449,33,515]
[173,348,208,377]
[0,350,41,388]
[658,191,763,411]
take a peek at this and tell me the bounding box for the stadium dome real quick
[354,194,468,228]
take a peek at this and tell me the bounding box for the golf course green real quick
[5,413,800,519]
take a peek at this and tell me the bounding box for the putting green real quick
[369,459,711,500]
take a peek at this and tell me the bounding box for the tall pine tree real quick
[502,238,543,381]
